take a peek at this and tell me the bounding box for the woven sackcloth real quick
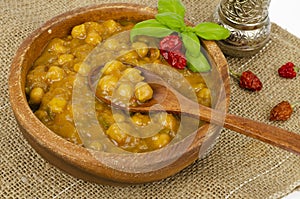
[1,0,300,198]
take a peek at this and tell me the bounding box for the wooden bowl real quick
[8,3,230,185]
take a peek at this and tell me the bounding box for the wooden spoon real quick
[89,66,300,155]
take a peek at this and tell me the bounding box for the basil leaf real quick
[181,31,201,57]
[155,12,185,31]
[130,19,173,41]
[193,22,231,40]
[186,51,211,72]
[182,31,210,72]
[158,0,186,18]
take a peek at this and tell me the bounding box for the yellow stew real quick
[25,20,211,153]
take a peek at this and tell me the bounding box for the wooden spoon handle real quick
[223,113,300,155]
[183,102,300,155]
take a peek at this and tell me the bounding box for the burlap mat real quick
[1,0,300,198]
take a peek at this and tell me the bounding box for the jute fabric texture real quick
[1,0,300,198]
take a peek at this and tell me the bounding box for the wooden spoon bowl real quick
[8,3,230,185]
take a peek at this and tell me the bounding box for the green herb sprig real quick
[130,0,231,72]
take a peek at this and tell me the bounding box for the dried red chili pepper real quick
[278,62,299,79]
[269,101,297,121]
[167,51,187,69]
[159,35,187,69]
[159,35,183,52]
[230,70,263,91]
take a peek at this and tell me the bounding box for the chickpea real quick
[46,66,65,83]
[29,87,44,104]
[47,97,67,114]
[134,82,153,103]
[122,68,144,83]
[197,88,210,99]
[73,62,90,75]
[118,51,139,65]
[26,65,48,91]
[197,88,211,107]
[102,20,121,34]
[149,48,160,60]
[106,123,128,145]
[34,110,49,122]
[71,24,86,39]
[57,54,74,66]
[116,83,134,100]
[97,75,119,96]
[132,42,149,58]
[85,30,102,46]
[103,38,119,51]
[151,133,171,148]
[101,60,125,76]
[48,38,69,54]
[194,83,207,92]
[163,114,179,132]
[84,21,103,34]
[57,119,79,142]
[131,113,150,126]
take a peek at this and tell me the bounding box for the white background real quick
[269,0,300,38]
[268,1,300,198]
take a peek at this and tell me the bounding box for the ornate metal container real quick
[214,0,271,57]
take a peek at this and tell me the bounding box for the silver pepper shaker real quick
[214,0,271,57]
